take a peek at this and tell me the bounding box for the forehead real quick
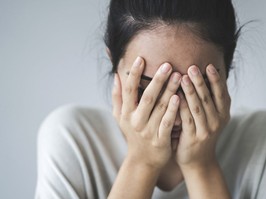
[119,25,225,77]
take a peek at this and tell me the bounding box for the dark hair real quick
[104,0,240,78]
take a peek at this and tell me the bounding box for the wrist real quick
[124,155,162,176]
[126,147,169,170]
[181,159,220,177]
[180,161,230,199]
[108,154,161,198]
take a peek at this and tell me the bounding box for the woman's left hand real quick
[175,64,231,170]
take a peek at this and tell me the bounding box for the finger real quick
[187,65,218,125]
[178,92,195,137]
[122,57,144,115]
[135,63,172,124]
[206,64,231,120]
[158,95,180,144]
[149,72,182,125]
[112,74,122,121]
[181,75,208,135]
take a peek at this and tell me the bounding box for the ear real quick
[106,48,112,61]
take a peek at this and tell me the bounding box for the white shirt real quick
[35,104,266,199]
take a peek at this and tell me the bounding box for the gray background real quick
[1,0,266,198]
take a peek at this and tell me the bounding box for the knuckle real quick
[112,94,121,102]
[131,117,143,132]
[196,79,205,88]
[185,116,194,125]
[151,140,160,148]
[162,118,173,129]
[129,68,139,77]
[141,94,154,105]
[217,89,225,99]
[124,84,133,94]
[212,74,221,83]
[192,105,202,115]
[221,113,231,125]
[140,131,152,139]
[121,111,130,121]
[167,86,176,93]
[201,95,209,105]
[198,132,211,141]
[211,120,220,132]
[154,75,165,84]
[218,89,231,113]
[186,88,195,96]
[167,82,179,92]
[157,101,168,112]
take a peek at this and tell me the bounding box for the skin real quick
[108,25,231,199]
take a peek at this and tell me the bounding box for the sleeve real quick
[34,105,92,199]
[256,163,266,199]
[253,111,266,199]
[238,110,266,199]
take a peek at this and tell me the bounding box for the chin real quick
[156,179,183,192]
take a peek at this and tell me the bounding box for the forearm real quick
[108,156,160,199]
[182,162,231,199]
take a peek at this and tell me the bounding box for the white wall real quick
[229,0,266,113]
[0,0,266,198]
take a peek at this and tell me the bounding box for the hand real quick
[112,57,182,170]
[176,64,231,170]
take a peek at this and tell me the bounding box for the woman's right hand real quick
[112,57,182,171]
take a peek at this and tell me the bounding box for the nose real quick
[174,112,182,126]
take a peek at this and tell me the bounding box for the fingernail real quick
[189,66,199,76]
[182,75,190,86]
[172,73,181,84]
[207,64,217,74]
[133,57,142,68]
[160,63,171,74]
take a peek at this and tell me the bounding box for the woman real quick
[35,0,266,198]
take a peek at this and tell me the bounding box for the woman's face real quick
[117,25,227,126]
[114,25,228,189]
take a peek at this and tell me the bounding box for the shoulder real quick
[39,104,112,130]
[37,104,122,155]
[223,109,266,138]
[217,109,266,165]
[217,110,266,198]
[235,109,266,126]
[220,109,266,152]
[38,104,116,137]
[35,104,122,198]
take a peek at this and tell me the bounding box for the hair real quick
[104,0,240,78]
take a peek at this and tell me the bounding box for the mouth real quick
[171,126,182,139]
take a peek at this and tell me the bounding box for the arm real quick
[35,106,88,199]
[176,64,231,199]
[108,57,182,198]
[108,157,160,199]
[182,162,230,199]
